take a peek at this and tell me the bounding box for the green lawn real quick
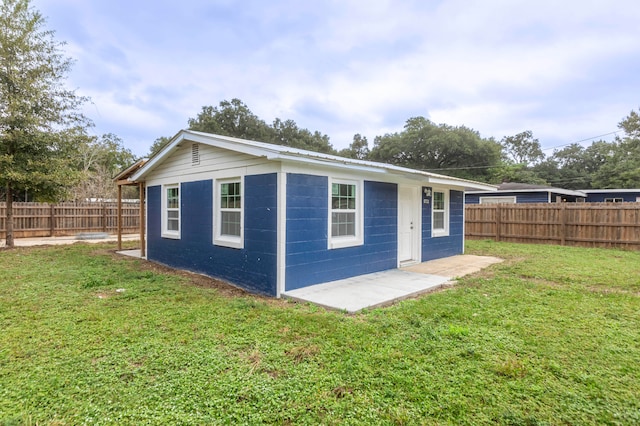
[1,241,639,425]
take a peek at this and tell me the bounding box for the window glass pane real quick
[220,182,242,209]
[167,219,179,231]
[221,211,241,236]
[433,211,444,230]
[167,187,179,209]
[332,183,356,211]
[433,191,445,210]
[331,212,355,237]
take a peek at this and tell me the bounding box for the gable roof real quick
[130,130,497,191]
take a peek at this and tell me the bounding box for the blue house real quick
[465,183,586,204]
[582,189,640,203]
[129,130,495,297]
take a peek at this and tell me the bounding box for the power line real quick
[422,130,622,172]
[541,131,620,152]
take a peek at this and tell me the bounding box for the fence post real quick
[560,203,566,246]
[495,204,501,242]
[102,202,107,232]
[49,204,55,237]
[117,185,122,251]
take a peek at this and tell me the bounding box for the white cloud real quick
[33,0,640,156]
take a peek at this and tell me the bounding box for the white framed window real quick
[328,178,363,249]
[214,178,244,249]
[432,189,449,237]
[162,184,180,239]
[479,196,517,205]
[604,197,624,203]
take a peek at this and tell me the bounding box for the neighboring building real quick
[581,189,640,203]
[126,130,495,297]
[465,182,587,204]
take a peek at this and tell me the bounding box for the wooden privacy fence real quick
[0,202,140,239]
[466,203,640,250]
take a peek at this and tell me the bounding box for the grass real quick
[1,241,639,425]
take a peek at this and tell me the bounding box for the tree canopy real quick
[369,117,502,181]
[70,133,137,201]
[0,0,91,246]
[149,99,640,190]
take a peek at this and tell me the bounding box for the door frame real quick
[397,185,421,267]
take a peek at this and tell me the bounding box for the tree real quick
[501,130,544,166]
[70,133,137,201]
[591,110,640,188]
[271,117,334,153]
[0,0,90,247]
[338,133,370,160]
[148,135,171,158]
[187,99,273,142]
[369,117,501,182]
[182,98,336,153]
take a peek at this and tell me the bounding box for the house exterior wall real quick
[466,191,550,204]
[585,191,640,202]
[141,135,480,296]
[285,173,397,291]
[147,173,278,296]
[422,189,464,261]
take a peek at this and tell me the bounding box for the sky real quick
[34,0,640,158]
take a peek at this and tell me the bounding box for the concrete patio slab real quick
[117,249,144,259]
[282,254,503,313]
[1,233,139,248]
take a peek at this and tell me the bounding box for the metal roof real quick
[130,130,497,191]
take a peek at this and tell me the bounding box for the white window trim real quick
[604,197,624,203]
[328,178,364,250]
[432,189,449,238]
[213,177,244,249]
[479,196,517,205]
[161,183,180,239]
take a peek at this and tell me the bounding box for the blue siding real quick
[147,174,278,296]
[465,191,549,204]
[517,192,550,203]
[285,174,397,290]
[465,194,480,204]
[422,189,464,261]
[585,192,640,202]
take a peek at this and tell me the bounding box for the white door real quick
[398,187,418,264]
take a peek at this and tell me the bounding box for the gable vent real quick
[191,143,200,165]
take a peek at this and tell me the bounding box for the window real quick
[162,184,180,238]
[479,196,516,205]
[214,179,243,248]
[432,190,449,237]
[329,179,363,249]
[604,197,624,203]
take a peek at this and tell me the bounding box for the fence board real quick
[466,202,640,250]
[0,202,140,238]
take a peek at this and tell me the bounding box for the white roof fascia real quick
[131,131,184,181]
[467,188,587,197]
[581,189,640,193]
